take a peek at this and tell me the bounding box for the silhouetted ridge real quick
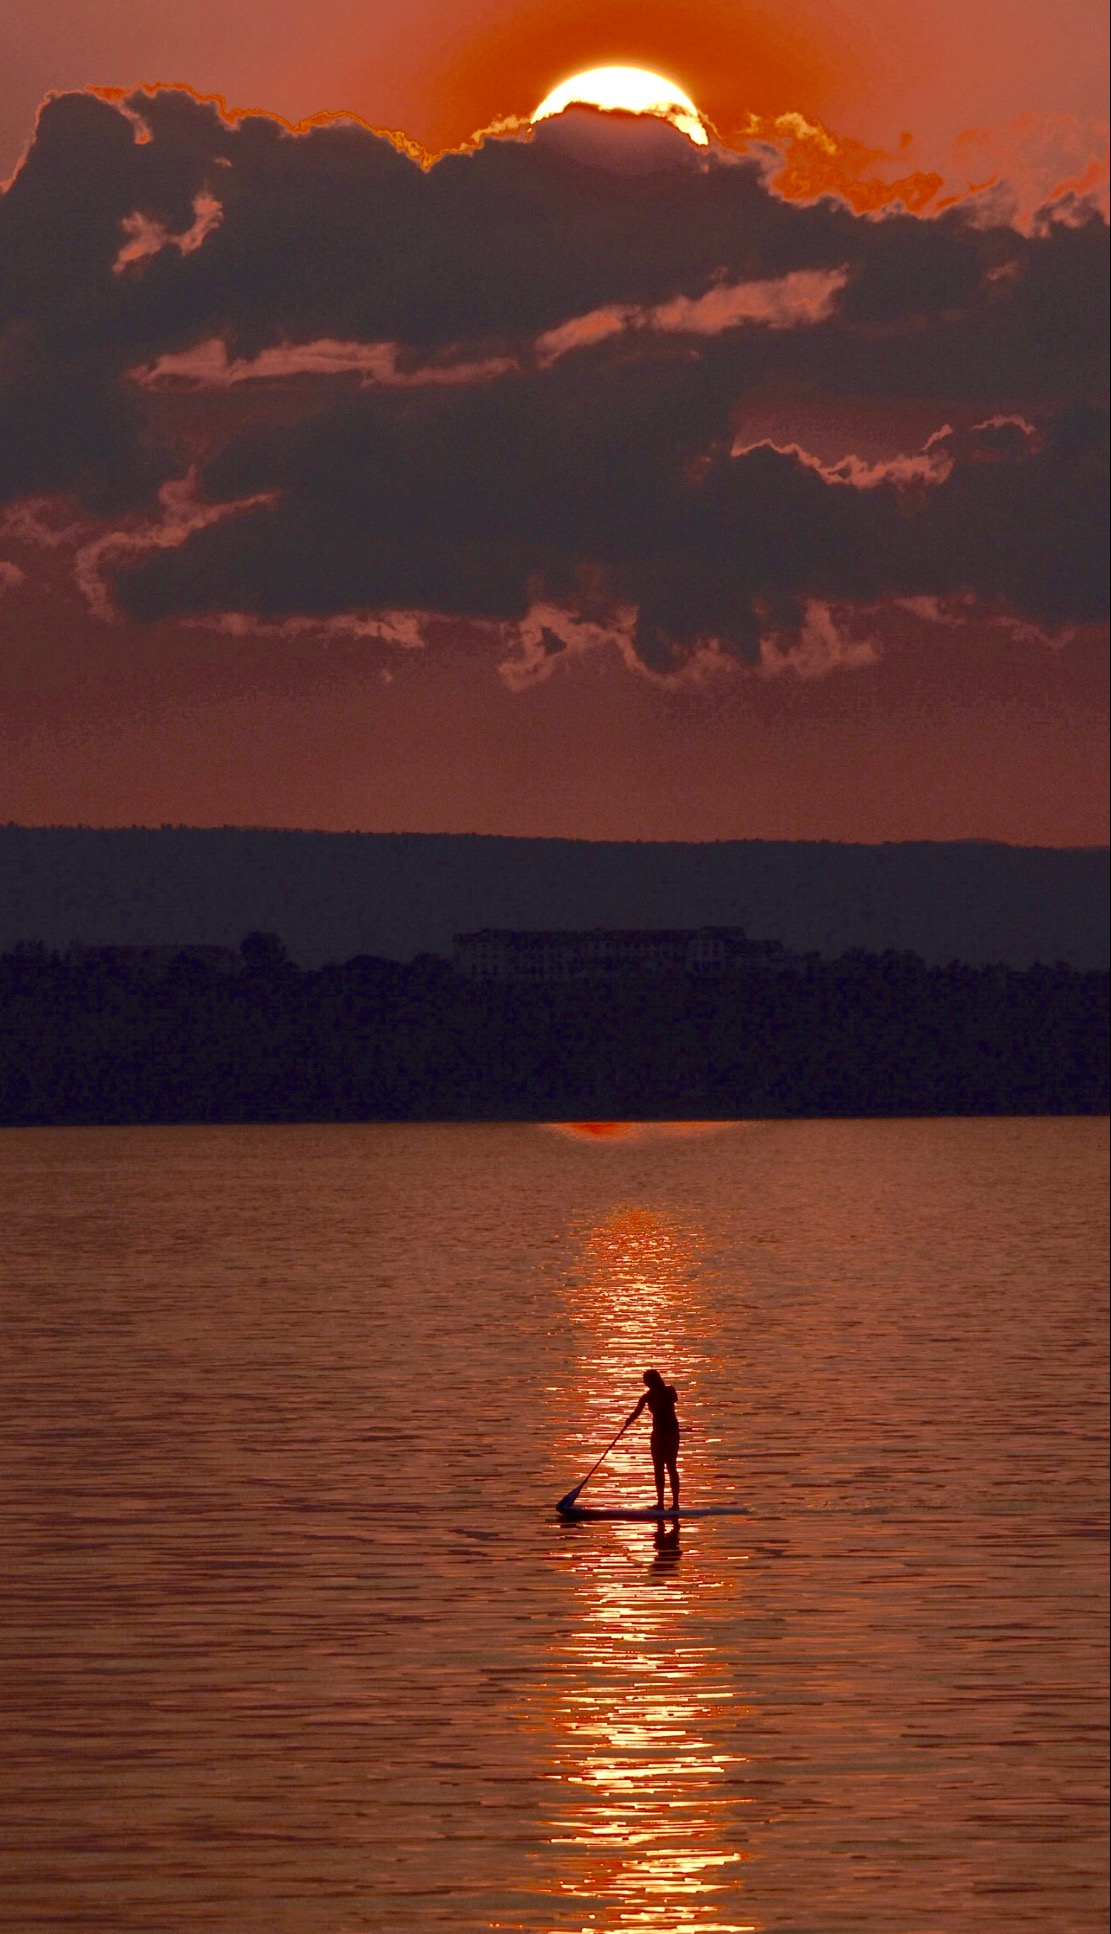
[0,829,1106,969]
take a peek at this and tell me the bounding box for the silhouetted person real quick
[631,1368,680,1510]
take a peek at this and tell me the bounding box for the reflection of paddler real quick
[652,1521,681,1569]
[631,1367,680,1509]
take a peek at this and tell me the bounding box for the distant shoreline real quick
[2,943,1105,1127]
[1,826,1107,971]
[6,822,1107,846]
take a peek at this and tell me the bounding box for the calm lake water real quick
[1,1118,1107,1934]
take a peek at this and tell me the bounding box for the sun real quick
[532,66,709,147]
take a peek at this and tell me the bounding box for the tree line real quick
[0,934,1106,1124]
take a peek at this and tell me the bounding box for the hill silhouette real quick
[0,829,1106,969]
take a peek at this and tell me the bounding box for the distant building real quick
[452,927,800,982]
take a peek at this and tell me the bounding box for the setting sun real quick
[532,65,709,145]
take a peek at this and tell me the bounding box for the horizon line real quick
[2,824,1107,853]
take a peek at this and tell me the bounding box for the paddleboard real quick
[557,1504,748,1521]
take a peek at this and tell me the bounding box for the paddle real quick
[557,1404,640,1512]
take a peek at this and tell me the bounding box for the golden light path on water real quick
[541,1149,754,1931]
[1,1121,1104,1931]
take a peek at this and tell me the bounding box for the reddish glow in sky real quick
[3,0,1107,174]
[0,0,1107,842]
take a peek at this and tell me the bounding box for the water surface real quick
[1,1118,1107,1932]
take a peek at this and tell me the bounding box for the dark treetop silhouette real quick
[0,933,1105,1124]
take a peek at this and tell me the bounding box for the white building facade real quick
[452,927,798,982]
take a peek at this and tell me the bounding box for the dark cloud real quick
[114,363,1108,657]
[0,86,1107,651]
[5,86,1105,370]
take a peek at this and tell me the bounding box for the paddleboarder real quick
[631,1368,680,1510]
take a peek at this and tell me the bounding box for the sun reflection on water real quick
[543,1201,754,1930]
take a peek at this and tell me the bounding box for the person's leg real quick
[666,1452,679,1508]
[651,1442,665,1509]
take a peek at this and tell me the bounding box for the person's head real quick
[643,1368,664,1389]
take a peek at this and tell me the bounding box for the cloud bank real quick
[0,86,1106,673]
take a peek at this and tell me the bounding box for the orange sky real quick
[1,582,1106,843]
[0,2,1107,844]
[3,0,1107,176]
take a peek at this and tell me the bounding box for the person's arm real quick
[629,1393,647,1421]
